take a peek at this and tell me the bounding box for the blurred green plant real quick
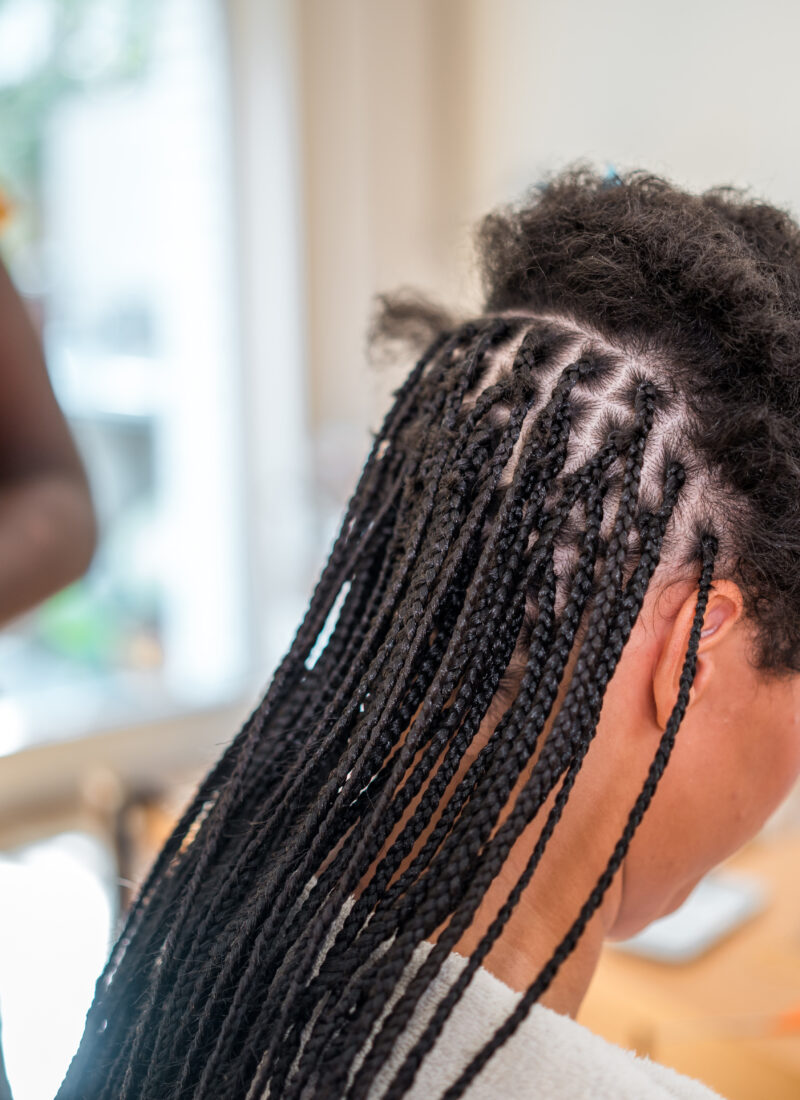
[34,578,121,668]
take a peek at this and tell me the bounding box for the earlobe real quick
[653,580,744,730]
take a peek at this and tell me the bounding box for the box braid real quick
[59,319,483,1096]
[435,533,717,1100]
[171,332,558,1098]
[374,468,692,1100]
[245,371,588,1096]
[281,376,695,1100]
[278,371,621,1097]
[57,306,728,1100]
[326,386,665,1100]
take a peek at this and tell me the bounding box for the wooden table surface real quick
[577,831,800,1100]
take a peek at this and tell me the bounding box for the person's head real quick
[453,168,800,946]
[59,166,800,1100]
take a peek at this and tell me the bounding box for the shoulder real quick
[370,944,725,1100]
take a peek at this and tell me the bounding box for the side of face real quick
[598,576,800,941]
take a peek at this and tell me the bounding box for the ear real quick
[653,580,744,730]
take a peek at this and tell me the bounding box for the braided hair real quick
[57,166,800,1099]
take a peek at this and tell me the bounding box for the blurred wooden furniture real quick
[578,832,800,1100]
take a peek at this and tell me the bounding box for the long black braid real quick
[56,307,723,1100]
[63,322,462,1090]
[324,383,667,1100]
[437,533,717,1100]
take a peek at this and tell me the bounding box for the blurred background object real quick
[2,1,800,1097]
[0,0,251,754]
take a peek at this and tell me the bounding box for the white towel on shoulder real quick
[365,939,724,1100]
[266,885,725,1100]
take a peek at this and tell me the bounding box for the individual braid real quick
[438,534,717,1100]
[377,463,688,1100]
[130,321,524,1100]
[110,321,506,1095]
[306,384,663,1098]
[288,372,621,1100]
[182,334,548,1099]
[71,319,484,1100]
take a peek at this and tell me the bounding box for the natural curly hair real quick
[473,164,800,674]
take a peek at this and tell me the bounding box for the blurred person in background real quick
[0,255,98,1100]
[0,258,98,629]
[57,167,800,1099]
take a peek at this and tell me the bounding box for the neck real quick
[424,856,619,1018]
[421,776,623,1018]
[352,676,628,1019]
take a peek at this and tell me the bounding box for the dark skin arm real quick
[0,258,98,627]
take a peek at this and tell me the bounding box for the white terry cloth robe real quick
[363,939,725,1100]
[271,888,726,1100]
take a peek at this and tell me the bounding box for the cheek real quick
[727,699,800,837]
[607,743,709,939]
[777,702,800,789]
[611,705,800,940]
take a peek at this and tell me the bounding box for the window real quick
[0,0,249,753]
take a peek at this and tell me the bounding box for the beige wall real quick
[297,0,800,505]
[297,0,478,501]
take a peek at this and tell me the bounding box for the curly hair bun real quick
[471,165,800,674]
